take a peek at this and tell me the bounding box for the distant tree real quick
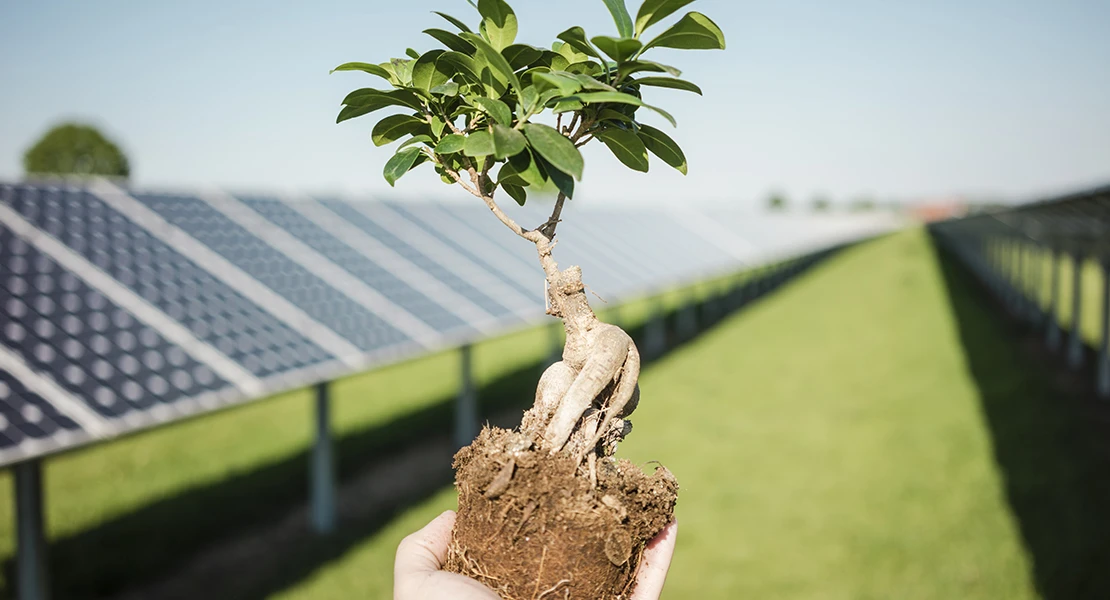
[767,191,788,211]
[23,123,130,178]
[811,195,831,212]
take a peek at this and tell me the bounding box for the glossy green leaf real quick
[423,28,476,53]
[461,33,521,91]
[596,127,649,172]
[433,11,473,33]
[642,12,726,51]
[598,108,633,123]
[556,27,602,60]
[519,85,540,113]
[633,76,702,94]
[503,149,548,186]
[535,154,575,198]
[342,88,423,110]
[534,72,582,96]
[491,124,527,159]
[471,97,513,126]
[371,115,426,146]
[503,44,543,70]
[477,0,517,50]
[569,72,617,91]
[551,98,584,113]
[463,130,494,156]
[638,123,687,174]
[601,0,635,38]
[536,51,571,71]
[404,48,420,59]
[330,62,393,81]
[390,58,414,85]
[501,181,528,205]
[411,50,454,91]
[523,123,583,180]
[435,133,467,154]
[336,104,376,124]
[558,91,677,126]
[430,82,460,96]
[634,0,695,36]
[591,36,642,63]
[439,52,480,82]
[618,60,681,77]
[383,147,423,186]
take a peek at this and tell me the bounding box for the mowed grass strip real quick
[272,229,1075,599]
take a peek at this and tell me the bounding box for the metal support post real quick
[15,460,48,600]
[1047,246,1062,351]
[1067,251,1085,370]
[1098,259,1110,399]
[676,292,698,340]
[310,381,336,534]
[455,344,478,449]
[643,296,667,359]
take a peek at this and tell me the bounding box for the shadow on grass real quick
[930,234,1110,599]
[0,249,839,599]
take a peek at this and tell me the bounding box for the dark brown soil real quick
[447,426,678,600]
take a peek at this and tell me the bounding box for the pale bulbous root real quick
[518,261,642,483]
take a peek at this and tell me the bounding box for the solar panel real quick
[0,178,897,467]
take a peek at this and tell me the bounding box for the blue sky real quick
[1,0,1107,207]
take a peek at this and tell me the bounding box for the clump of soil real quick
[447,427,678,599]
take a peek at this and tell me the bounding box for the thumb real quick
[395,510,456,579]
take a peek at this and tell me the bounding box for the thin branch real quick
[538,193,567,239]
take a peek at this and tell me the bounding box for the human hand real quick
[394,510,678,600]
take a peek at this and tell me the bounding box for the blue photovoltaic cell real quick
[235,195,470,335]
[132,193,412,353]
[0,224,232,419]
[0,184,336,378]
[0,369,82,450]
[383,201,540,303]
[320,199,514,320]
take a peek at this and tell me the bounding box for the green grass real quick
[271,229,1110,599]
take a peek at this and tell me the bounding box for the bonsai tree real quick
[23,123,130,179]
[334,1,723,597]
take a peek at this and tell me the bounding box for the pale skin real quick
[395,510,677,600]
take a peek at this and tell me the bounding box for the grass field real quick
[270,229,1110,599]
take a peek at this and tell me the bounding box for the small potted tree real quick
[335,1,724,596]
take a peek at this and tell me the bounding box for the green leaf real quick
[460,33,521,91]
[638,123,687,174]
[535,154,575,198]
[439,52,480,82]
[463,130,494,157]
[502,181,528,205]
[503,149,548,186]
[558,91,677,126]
[634,0,695,36]
[569,72,617,91]
[405,48,421,60]
[390,58,414,85]
[551,98,584,113]
[383,147,423,186]
[536,51,571,71]
[471,97,513,126]
[556,27,602,60]
[519,85,540,113]
[371,115,426,146]
[411,50,454,91]
[491,124,527,159]
[336,104,376,124]
[596,127,649,172]
[330,62,393,82]
[534,72,582,96]
[523,123,583,180]
[591,36,642,63]
[632,76,702,94]
[642,12,726,51]
[423,28,476,53]
[618,60,681,77]
[435,133,467,154]
[503,44,543,70]
[433,11,473,33]
[565,61,605,76]
[601,0,635,38]
[598,108,634,123]
[477,0,518,50]
[341,88,423,111]
[430,82,460,96]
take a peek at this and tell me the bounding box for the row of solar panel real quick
[0,179,898,465]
